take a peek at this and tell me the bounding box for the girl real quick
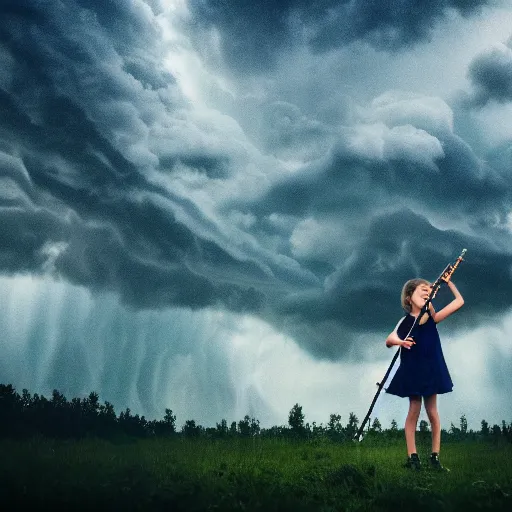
[385,277,464,471]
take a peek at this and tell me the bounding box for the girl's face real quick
[409,282,432,310]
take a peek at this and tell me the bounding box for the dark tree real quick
[118,408,147,437]
[502,420,509,439]
[345,412,359,439]
[311,421,325,438]
[150,408,176,437]
[249,417,260,436]
[21,389,32,408]
[460,414,468,435]
[449,422,461,438]
[182,419,202,437]
[216,419,228,437]
[163,408,176,432]
[370,417,382,433]
[419,420,429,432]
[327,413,343,440]
[51,389,67,408]
[238,415,252,437]
[288,403,306,437]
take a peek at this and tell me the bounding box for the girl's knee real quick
[424,396,438,417]
[426,408,439,422]
[407,408,421,422]
[410,405,422,417]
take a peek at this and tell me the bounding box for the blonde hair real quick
[401,278,430,312]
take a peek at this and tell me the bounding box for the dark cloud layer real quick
[0,0,270,314]
[1,0,512,362]
[246,121,511,236]
[270,206,512,358]
[188,0,490,72]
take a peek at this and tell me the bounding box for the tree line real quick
[1,384,511,442]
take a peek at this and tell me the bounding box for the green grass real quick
[1,437,511,511]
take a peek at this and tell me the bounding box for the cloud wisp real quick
[467,38,512,106]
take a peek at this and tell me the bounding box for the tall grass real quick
[1,436,511,510]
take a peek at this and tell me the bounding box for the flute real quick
[424,248,466,310]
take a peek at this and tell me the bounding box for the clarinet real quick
[421,248,467,317]
[354,249,467,441]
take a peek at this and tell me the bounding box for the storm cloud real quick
[1,0,512,366]
[187,0,491,72]
[0,0,315,317]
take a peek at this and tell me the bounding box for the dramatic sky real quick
[1,0,512,431]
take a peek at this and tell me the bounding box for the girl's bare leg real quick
[405,395,422,455]
[424,394,441,453]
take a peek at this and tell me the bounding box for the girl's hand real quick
[401,337,415,349]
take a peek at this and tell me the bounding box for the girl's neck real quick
[410,306,422,317]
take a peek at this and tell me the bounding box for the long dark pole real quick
[354,249,467,441]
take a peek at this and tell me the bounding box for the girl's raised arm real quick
[430,281,464,324]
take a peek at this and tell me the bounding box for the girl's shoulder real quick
[396,314,415,339]
[393,315,408,330]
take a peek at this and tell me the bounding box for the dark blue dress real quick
[386,312,453,397]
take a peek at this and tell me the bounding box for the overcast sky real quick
[1,0,511,432]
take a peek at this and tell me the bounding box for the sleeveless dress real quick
[385,312,453,397]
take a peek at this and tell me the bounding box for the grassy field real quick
[1,436,511,511]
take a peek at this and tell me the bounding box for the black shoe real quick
[404,453,421,471]
[430,452,450,472]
